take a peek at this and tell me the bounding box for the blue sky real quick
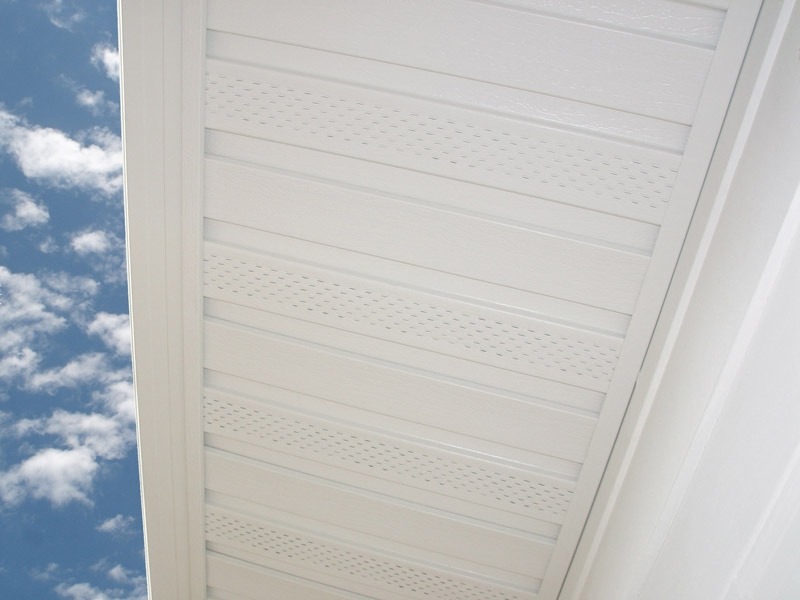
[0,1,145,599]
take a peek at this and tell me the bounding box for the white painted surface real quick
[204,59,684,225]
[729,453,800,600]
[643,187,800,600]
[562,1,800,597]
[203,321,595,470]
[205,160,650,314]
[205,450,553,577]
[468,0,725,46]
[206,32,692,152]
[204,218,634,337]
[205,130,661,254]
[206,0,714,123]
[119,0,206,597]
[203,242,625,391]
[120,1,763,598]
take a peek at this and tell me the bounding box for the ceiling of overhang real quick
[121,1,761,598]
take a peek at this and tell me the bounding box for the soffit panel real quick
[122,1,761,598]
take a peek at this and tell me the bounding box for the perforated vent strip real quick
[203,252,621,387]
[205,69,677,220]
[204,393,574,523]
[206,509,532,600]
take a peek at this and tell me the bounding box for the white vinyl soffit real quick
[120,1,761,598]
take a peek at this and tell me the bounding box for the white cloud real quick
[91,44,120,82]
[61,77,119,116]
[0,347,39,380]
[0,268,96,385]
[0,267,77,386]
[76,89,103,108]
[0,447,97,506]
[75,88,118,117]
[56,582,110,600]
[70,230,110,255]
[1,373,136,508]
[87,313,131,355]
[97,514,135,536]
[0,267,92,337]
[55,576,147,600]
[93,380,135,424]
[0,264,137,509]
[30,562,61,581]
[67,229,126,283]
[39,236,59,253]
[25,352,109,392]
[107,565,130,583]
[43,271,99,299]
[1,189,49,231]
[41,0,85,30]
[54,562,147,600]
[15,409,134,460]
[0,108,122,195]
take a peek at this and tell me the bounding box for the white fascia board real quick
[561,0,800,597]
[119,0,206,598]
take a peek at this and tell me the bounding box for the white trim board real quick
[562,1,800,598]
[119,0,206,597]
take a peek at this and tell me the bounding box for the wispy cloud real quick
[55,575,147,600]
[40,0,85,31]
[107,565,134,584]
[0,267,97,386]
[0,108,122,195]
[87,313,131,356]
[24,352,118,393]
[55,582,109,600]
[0,261,135,508]
[30,562,61,582]
[15,408,134,460]
[0,347,39,381]
[91,44,120,82]
[61,76,119,116]
[1,373,135,507]
[0,267,68,350]
[97,514,135,536]
[93,380,135,423]
[76,88,118,116]
[43,271,100,298]
[53,561,147,600]
[1,189,49,231]
[38,236,60,253]
[68,229,126,284]
[70,230,110,255]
